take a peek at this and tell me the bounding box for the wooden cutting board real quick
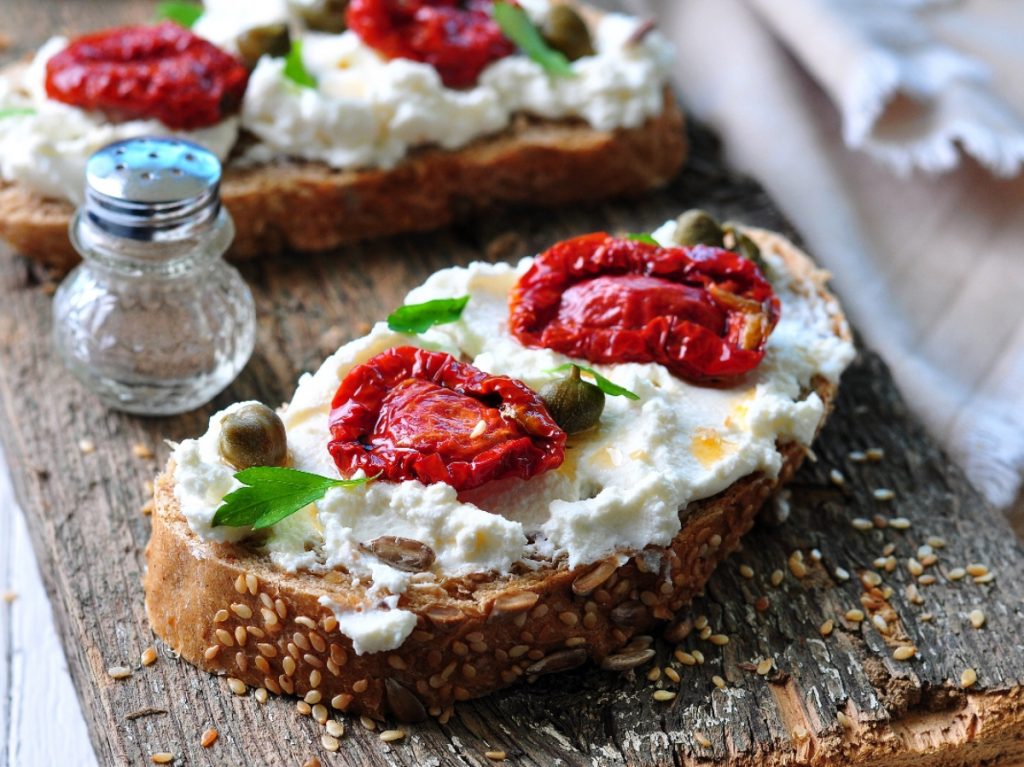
[3,5,1024,766]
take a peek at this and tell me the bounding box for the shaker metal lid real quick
[84,137,222,241]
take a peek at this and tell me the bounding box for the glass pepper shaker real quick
[52,137,256,416]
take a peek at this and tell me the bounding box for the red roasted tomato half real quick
[347,0,515,88]
[508,234,781,385]
[45,22,249,130]
[328,347,566,491]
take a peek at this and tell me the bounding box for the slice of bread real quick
[144,229,850,722]
[0,89,685,270]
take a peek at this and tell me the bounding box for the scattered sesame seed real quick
[974,572,996,584]
[708,634,730,646]
[834,567,850,581]
[893,645,917,661]
[873,488,895,501]
[132,442,155,459]
[326,720,344,738]
[872,615,889,633]
[819,619,834,637]
[918,574,937,586]
[200,728,218,748]
[255,688,268,704]
[845,609,865,623]
[836,711,853,729]
[646,666,661,682]
[379,729,406,743]
[966,564,989,577]
[694,732,712,748]
[675,650,696,666]
[699,626,713,641]
[851,518,873,531]
[694,615,709,630]
[78,439,96,454]
[227,677,247,695]
[150,753,174,765]
[470,419,487,439]
[920,553,938,567]
[485,751,507,762]
[927,536,947,549]
[321,734,340,752]
[947,567,966,581]
[141,647,158,667]
[313,704,328,725]
[882,543,896,556]
[653,690,676,702]
[712,675,726,689]
[691,650,705,664]
[961,668,978,689]
[789,556,808,579]
[304,690,322,705]
[739,564,755,579]
[862,571,882,587]
[865,448,885,461]
[360,716,377,731]
[969,609,986,629]
[296,701,312,716]
[107,666,132,680]
[230,603,253,620]
[770,569,785,587]
[664,666,681,684]
[810,548,823,562]
[872,557,888,569]
[829,469,845,487]
[889,517,911,530]
[756,659,773,675]
[907,558,924,577]
[849,450,867,463]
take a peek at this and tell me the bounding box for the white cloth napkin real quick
[625,0,1024,508]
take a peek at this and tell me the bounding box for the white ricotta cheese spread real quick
[171,223,855,653]
[0,1,673,202]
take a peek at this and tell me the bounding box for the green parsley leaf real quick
[387,295,470,334]
[625,232,659,246]
[546,363,640,400]
[155,1,204,28]
[283,40,318,88]
[493,1,574,78]
[212,467,373,530]
[0,107,35,119]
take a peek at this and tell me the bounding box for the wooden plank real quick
[3,122,1024,766]
[0,451,97,767]
[3,3,1024,766]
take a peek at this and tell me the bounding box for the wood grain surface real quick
[2,3,1024,766]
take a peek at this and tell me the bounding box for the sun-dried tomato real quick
[328,347,565,491]
[347,0,515,88]
[509,234,781,384]
[45,22,249,130]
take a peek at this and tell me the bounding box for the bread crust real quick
[0,93,685,270]
[144,230,850,721]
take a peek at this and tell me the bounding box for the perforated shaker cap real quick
[84,137,222,241]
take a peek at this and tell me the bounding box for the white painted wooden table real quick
[0,443,97,767]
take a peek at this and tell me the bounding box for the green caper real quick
[723,222,770,274]
[672,209,725,248]
[236,24,292,69]
[296,0,349,33]
[539,365,605,435]
[542,6,595,61]
[218,403,288,470]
